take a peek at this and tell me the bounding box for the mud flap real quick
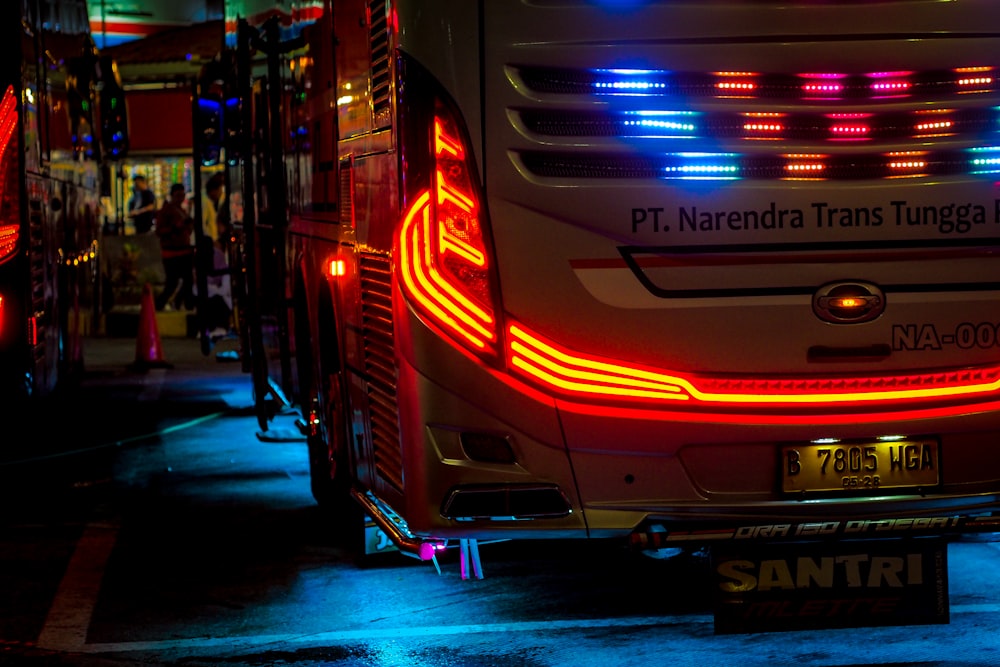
[712,538,949,634]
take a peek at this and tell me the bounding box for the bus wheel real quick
[306,370,352,511]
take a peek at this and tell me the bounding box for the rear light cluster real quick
[0,224,17,264]
[397,100,499,357]
[507,321,1000,409]
[0,86,17,265]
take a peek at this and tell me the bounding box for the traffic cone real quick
[130,283,172,371]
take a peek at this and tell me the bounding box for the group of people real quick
[127,173,233,339]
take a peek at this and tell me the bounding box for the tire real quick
[305,370,352,509]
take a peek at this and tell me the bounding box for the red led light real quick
[830,124,869,137]
[397,112,496,354]
[743,122,783,133]
[0,86,16,265]
[871,81,909,93]
[506,321,1000,409]
[785,162,824,174]
[715,73,756,95]
[803,83,842,94]
[0,224,17,264]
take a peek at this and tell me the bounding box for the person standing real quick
[154,183,195,311]
[201,173,225,242]
[126,174,157,234]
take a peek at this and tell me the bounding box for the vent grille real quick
[359,252,403,493]
[510,63,1000,183]
[339,157,354,226]
[368,0,391,124]
[28,197,44,356]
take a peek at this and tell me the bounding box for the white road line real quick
[137,368,167,401]
[36,522,120,652]
[74,604,999,655]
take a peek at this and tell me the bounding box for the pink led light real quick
[830,124,869,136]
[803,83,843,94]
[871,81,910,92]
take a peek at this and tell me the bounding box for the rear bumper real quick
[385,306,1000,545]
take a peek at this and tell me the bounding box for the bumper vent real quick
[441,484,572,521]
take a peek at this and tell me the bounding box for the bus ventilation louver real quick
[515,65,995,101]
[511,63,1000,181]
[518,107,994,142]
[368,0,391,123]
[517,148,1000,181]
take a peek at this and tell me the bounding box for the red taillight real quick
[0,86,17,265]
[0,224,17,263]
[507,321,1000,409]
[397,108,498,355]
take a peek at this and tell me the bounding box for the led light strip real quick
[508,322,1000,407]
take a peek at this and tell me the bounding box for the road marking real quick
[137,368,167,401]
[71,603,1000,654]
[36,522,120,652]
[0,412,223,466]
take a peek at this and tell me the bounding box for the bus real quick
[225,0,1000,629]
[0,0,127,400]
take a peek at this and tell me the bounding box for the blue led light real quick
[622,110,697,135]
[969,146,1000,173]
[198,98,222,111]
[661,152,740,180]
[592,69,669,95]
[595,81,667,91]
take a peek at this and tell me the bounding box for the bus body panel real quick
[231,0,1000,551]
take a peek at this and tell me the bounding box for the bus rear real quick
[381,0,1000,545]
[231,0,1000,567]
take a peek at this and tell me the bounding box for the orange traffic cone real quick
[130,283,172,371]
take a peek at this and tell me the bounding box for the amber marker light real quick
[887,151,928,177]
[955,66,994,92]
[828,296,863,309]
[714,72,757,97]
[328,259,345,277]
[783,153,826,178]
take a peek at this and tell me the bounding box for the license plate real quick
[781,439,939,493]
